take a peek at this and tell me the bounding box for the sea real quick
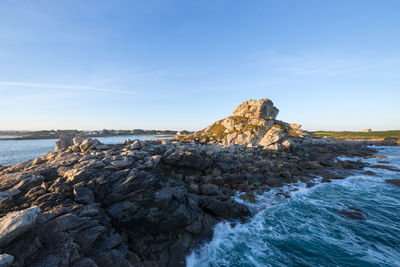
[1,139,399,266]
[0,135,166,166]
[187,146,400,267]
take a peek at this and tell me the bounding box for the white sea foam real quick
[187,146,400,267]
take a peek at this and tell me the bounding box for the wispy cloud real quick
[247,50,400,77]
[0,81,139,95]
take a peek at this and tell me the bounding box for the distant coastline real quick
[0,129,190,141]
[313,130,400,144]
[0,134,175,141]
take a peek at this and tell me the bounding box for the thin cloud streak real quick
[0,81,139,95]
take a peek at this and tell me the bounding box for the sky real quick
[0,0,399,131]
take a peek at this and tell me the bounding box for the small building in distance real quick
[362,128,372,132]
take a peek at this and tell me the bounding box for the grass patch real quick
[228,116,249,124]
[202,124,227,139]
[313,130,400,140]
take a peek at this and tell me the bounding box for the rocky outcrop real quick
[233,98,279,120]
[0,132,377,266]
[0,95,393,266]
[55,134,73,152]
[178,98,311,150]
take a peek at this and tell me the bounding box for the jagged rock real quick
[233,98,279,120]
[163,151,210,170]
[55,134,73,152]
[74,187,95,204]
[0,206,41,247]
[200,184,220,196]
[80,139,102,152]
[0,132,377,266]
[111,159,132,169]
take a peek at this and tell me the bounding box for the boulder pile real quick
[178,98,312,150]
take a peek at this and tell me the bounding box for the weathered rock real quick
[233,98,279,120]
[0,131,378,266]
[0,206,41,247]
[0,254,14,267]
[111,159,132,169]
[55,134,73,152]
[71,258,98,267]
[200,183,220,196]
[259,125,286,150]
[74,187,95,204]
[80,139,102,152]
[163,151,210,170]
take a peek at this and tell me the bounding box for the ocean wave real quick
[187,146,400,267]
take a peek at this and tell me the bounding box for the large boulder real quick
[55,134,73,152]
[233,98,279,120]
[0,206,41,247]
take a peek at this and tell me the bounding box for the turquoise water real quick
[0,135,165,166]
[187,146,400,267]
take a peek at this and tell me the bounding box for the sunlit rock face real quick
[178,98,311,150]
[233,98,279,120]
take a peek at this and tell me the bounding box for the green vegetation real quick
[202,124,227,139]
[228,116,248,124]
[228,116,260,134]
[313,130,400,140]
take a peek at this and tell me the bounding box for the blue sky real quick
[1,0,399,131]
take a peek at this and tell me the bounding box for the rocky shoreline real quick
[0,136,393,267]
[0,98,399,267]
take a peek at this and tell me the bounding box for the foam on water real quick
[187,146,400,267]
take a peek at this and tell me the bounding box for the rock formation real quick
[179,98,311,150]
[0,133,378,266]
[233,98,279,120]
[0,98,382,266]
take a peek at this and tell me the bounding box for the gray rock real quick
[0,189,20,201]
[0,206,41,247]
[128,139,142,150]
[75,225,105,251]
[0,254,14,267]
[80,139,102,152]
[143,155,162,168]
[55,134,73,152]
[111,160,132,169]
[71,258,98,267]
[258,125,286,150]
[233,98,279,120]
[200,183,220,196]
[163,151,210,170]
[188,183,200,194]
[74,187,95,204]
